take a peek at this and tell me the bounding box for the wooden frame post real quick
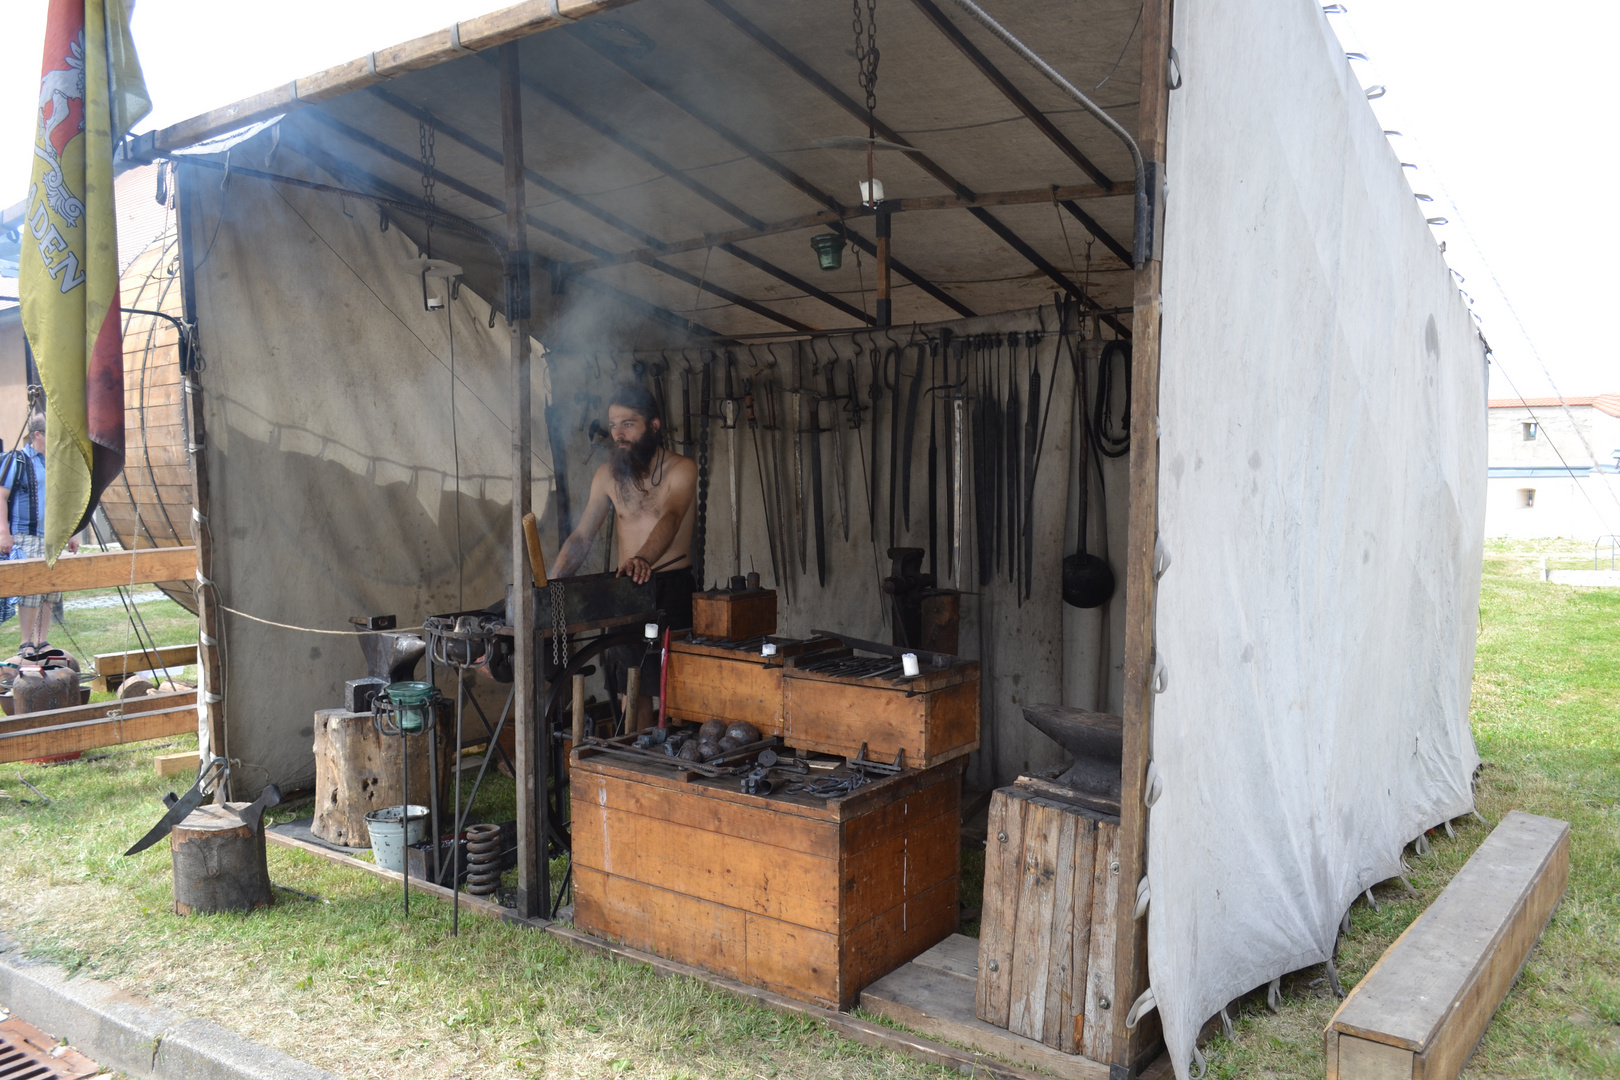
[176,164,229,794]
[1113,0,1174,1072]
[501,42,544,920]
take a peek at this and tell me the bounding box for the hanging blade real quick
[868,349,883,537]
[1005,332,1022,585]
[952,376,967,591]
[900,340,926,533]
[926,342,939,580]
[124,757,229,855]
[1023,344,1040,604]
[988,336,1004,574]
[974,338,993,587]
[824,361,850,542]
[788,382,806,575]
[745,378,783,598]
[886,346,902,547]
[942,337,957,582]
[808,396,828,587]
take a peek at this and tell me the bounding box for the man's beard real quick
[610,426,661,490]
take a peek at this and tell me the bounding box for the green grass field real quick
[0,541,1611,1079]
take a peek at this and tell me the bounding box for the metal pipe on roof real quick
[938,0,1152,268]
[906,0,1117,191]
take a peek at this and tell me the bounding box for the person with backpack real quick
[0,415,79,656]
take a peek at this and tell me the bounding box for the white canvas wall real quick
[1147,0,1487,1072]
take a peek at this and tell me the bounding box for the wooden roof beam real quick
[564,182,1121,275]
[301,110,812,332]
[907,0,1116,190]
[478,56,868,325]
[697,0,1126,334]
[279,126,722,338]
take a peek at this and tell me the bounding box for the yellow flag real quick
[19,0,150,563]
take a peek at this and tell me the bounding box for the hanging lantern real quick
[375,681,441,735]
[810,233,846,272]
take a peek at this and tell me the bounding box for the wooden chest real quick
[976,784,1121,1061]
[662,634,841,735]
[782,659,980,768]
[571,752,964,1009]
[691,587,777,641]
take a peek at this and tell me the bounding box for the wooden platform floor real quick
[862,934,1115,1080]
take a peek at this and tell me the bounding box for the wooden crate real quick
[1325,811,1570,1080]
[976,785,1121,1061]
[782,660,979,768]
[691,588,777,641]
[663,634,842,735]
[572,751,964,1009]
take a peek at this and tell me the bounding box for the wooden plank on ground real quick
[556,922,1083,1080]
[0,690,196,736]
[859,947,1111,1080]
[155,750,198,777]
[977,787,1027,1026]
[0,702,196,762]
[1327,811,1570,1080]
[0,547,195,596]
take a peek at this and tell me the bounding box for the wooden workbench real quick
[571,749,964,1010]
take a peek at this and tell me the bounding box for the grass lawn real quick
[0,541,1611,1079]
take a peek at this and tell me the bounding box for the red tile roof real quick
[1489,394,1620,418]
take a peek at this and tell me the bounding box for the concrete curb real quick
[0,936,337,1080]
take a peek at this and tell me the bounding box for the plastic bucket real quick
[364,804,430,871]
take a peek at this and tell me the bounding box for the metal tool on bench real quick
[850,742,905,777]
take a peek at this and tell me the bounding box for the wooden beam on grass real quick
[0,695,198,764]
[91,644,198,692]
[0,546,194,596]
[0,690,197,738]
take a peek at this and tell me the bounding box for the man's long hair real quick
[609,384,663,491]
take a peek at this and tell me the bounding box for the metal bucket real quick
[364,804,429,872]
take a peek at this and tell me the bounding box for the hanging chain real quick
[550,578,569,668]
[852,0,879,123]
[418,120,437,212]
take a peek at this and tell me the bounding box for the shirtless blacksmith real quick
[550,384,697,730]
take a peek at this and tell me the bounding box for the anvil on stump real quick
[346,615,427,713]
[1019,703,1123,816]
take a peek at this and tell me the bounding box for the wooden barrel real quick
[171,802,274,915]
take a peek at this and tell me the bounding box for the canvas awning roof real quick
[129,0,1145,340]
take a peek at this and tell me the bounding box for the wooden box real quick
[572,751,964,1009]
[663,634,842,734]
[782,659,979,768]
[976,785,1121,1062]
[691,588,777,641]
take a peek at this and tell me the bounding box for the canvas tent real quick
[120,0,1487,1073]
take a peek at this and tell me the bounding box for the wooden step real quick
[1326,810,1570,1080]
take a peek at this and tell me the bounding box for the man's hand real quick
[0,535,11,557]
[618,554,653,584]
[67,537,79,554]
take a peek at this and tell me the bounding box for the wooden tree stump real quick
[172,802,273,915]
[311,706,451,847]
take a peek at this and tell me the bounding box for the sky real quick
[2,0,1613,406]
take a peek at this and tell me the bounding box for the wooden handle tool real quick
[522,512,548,587]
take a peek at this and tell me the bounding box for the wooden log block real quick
[1081,820,1120,1062]
[311,707,451,847]
[1325,811,1571,1080]
[978,785,1117,1056]
[171,803,273,915]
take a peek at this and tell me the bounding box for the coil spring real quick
[464,823,503,896]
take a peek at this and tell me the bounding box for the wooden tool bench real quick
[571,747,964,1010]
